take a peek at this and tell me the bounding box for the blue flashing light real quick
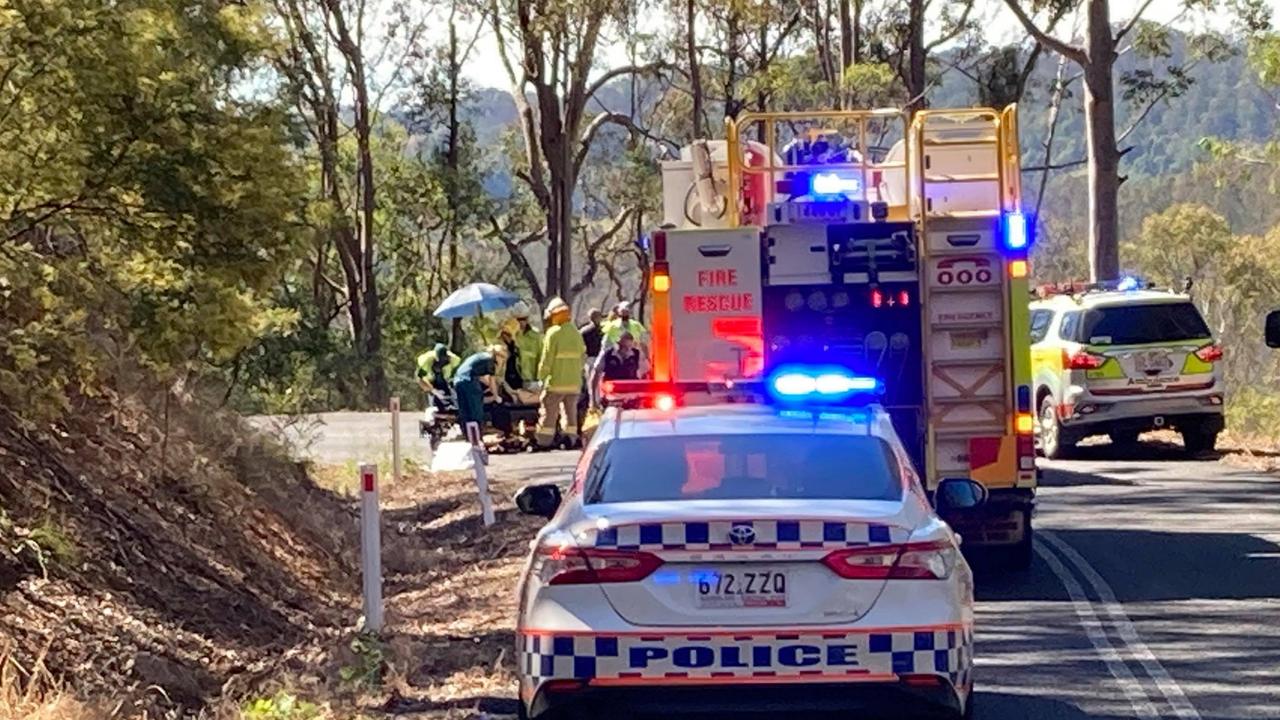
[1117,276,1141,292]
[810,171,863,197]
[768,366,882,403]
[1003,211,1029,251]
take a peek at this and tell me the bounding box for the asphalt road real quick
[268,413,1280,719]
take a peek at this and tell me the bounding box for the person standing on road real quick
[453,347,504,439]
[590,331,642,407]
[602,301,648,351]
[534,297,586,450]
[577,308,604,420]
[512,303,542,388]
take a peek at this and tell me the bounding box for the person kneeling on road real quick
[534,297,585,450]
[452,346,505,441]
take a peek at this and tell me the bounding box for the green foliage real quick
[0,509,77,579]
[0,0,304,419]
[338,633,385,691]
[242,691,325,720]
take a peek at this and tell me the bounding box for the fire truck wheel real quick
[1008,510,1034,571]
[1038,397,1074,460]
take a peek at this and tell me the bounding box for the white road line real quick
[1040,530,1203,720]
[1034,538,1160,718]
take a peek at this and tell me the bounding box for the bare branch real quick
[1001,0,1086,64]
[584,61,672,101]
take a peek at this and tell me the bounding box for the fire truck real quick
[646,106,1036,567]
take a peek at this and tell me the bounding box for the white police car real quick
[512,370,985,719]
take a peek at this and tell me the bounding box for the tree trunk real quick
[906,0,927,115]
[1083,0,1121,282]
[853,0,861,64]
[447,19,464,351]
[686,0,705,137]
[838,0,852,71]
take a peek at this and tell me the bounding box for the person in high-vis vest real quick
[601,301,647,351]
[533,297,586,450]
[416,343,461,393]
[511,302,543,387]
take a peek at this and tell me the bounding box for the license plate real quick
[1136,351,1173,373]
[695,570,788,609]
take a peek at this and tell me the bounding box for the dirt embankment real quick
[0,394,360,717]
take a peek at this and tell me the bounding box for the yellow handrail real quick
[724,109,910,227]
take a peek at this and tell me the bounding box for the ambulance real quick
[646,107,1036,567]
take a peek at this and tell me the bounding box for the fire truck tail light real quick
[1015,413,1034,434]
[652,272,670,292]
[1008,259,1028,278]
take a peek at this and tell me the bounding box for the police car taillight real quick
[537,545,663,585]
[822,540,955,580]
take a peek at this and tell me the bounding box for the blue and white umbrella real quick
[433,282,521,319]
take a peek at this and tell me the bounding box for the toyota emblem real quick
[728,524,756,546]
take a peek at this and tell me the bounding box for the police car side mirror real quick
[1266,310,1280,349]
[934,478,988,515]
[515,483,562,519]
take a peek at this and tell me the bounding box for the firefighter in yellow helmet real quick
[511,302,543,387]
[533,297,586,450]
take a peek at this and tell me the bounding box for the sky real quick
[418,0,1280,91]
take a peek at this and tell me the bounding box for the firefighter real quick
[416,343,461,393]
[512,303,543,387]
[602,301,647,349]
[534,297,586,450]
[452,346,505,440]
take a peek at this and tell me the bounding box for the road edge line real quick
[1040,530,1202,720]
[1033,537,1159,718]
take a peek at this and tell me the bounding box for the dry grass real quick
[0,643,96,720]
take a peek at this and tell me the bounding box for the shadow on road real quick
[1039,466,1137,487]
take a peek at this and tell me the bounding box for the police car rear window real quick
[587,434,902,503]
[1074,303,1211,345]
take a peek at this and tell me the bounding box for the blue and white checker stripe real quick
[519,626,972,686]
[584,520,908,551]
[865,626,974,689]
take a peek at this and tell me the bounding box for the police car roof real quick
[615,403,889,440]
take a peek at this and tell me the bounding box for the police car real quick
[512,368,985,719]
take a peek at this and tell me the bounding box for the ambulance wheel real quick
[1038,397,1074,460]
[1182,427,1219,456]
[1108,429,1140,448]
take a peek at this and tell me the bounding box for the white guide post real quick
[466,421,496,526]
[359,462,384,632]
